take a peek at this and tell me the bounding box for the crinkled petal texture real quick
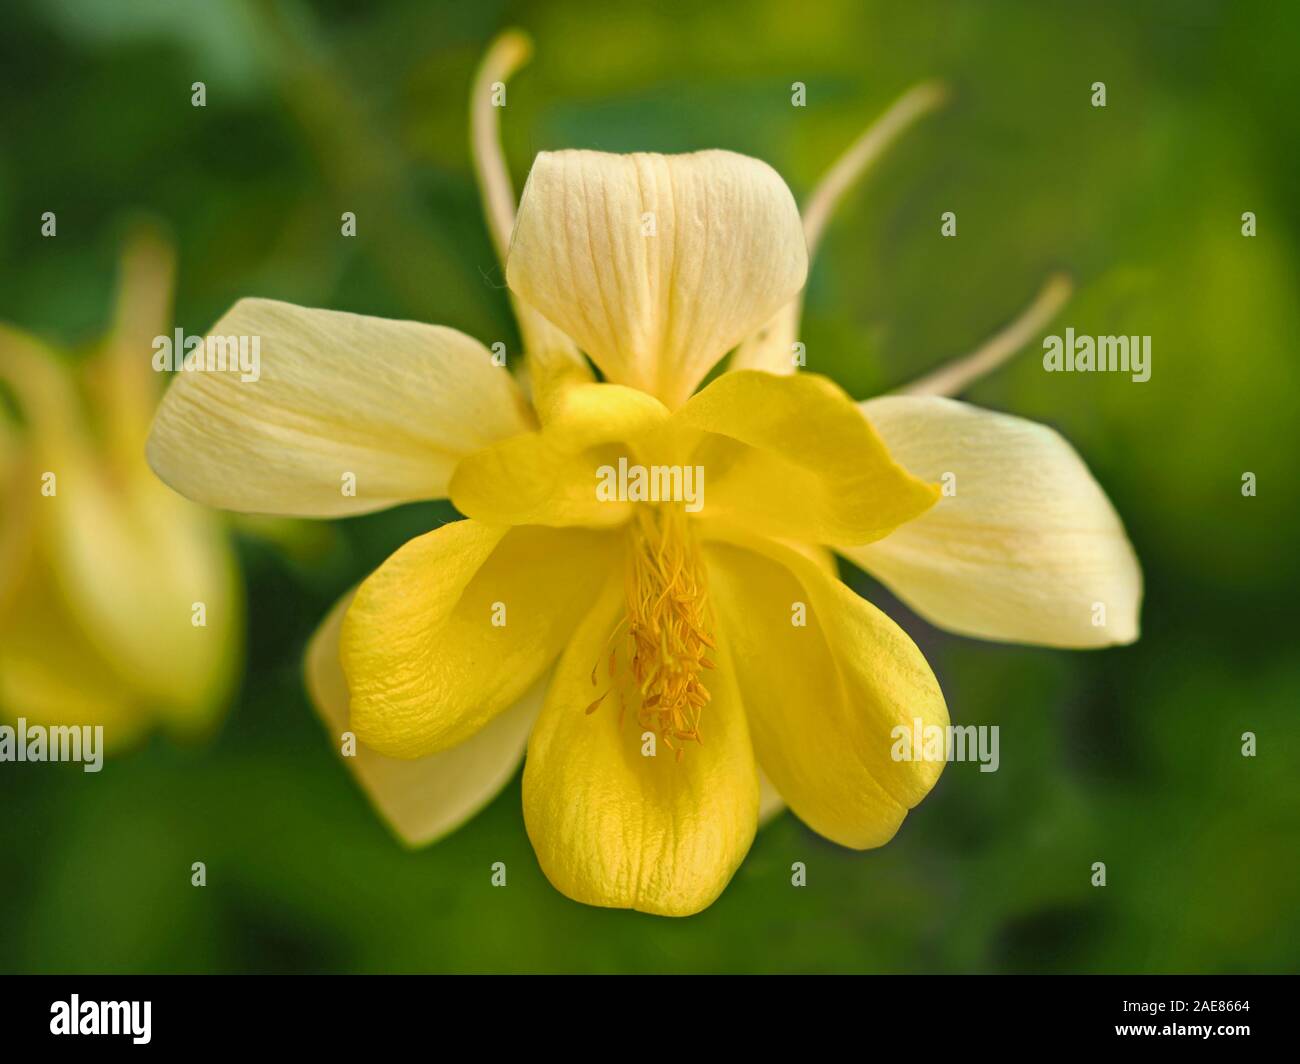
[147,299,535,517]
[341,520,617,758]
[523,581,759,916]
[306,590,542,846]
[705,528,948,849]
[507,149,808,408]
[844,396,1142,647]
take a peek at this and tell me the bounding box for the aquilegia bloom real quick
[146,32,1140,915]
[0,230,238,746]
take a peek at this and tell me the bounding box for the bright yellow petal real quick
[522,581,758,916]
[306,590,541,847]
[705,530,948,849]
[677,370,939,546]
[147,299,535,517]
[507,150,807,408]
[844,396,1143,647]
[449,381,670,528]
[342,520,617,758]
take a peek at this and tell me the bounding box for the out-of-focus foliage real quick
[0,0,1295,972]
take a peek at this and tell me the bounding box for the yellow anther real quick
[588,505,714,751]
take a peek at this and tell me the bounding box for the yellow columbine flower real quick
[0,230,239,746]
[145,32,1141,916]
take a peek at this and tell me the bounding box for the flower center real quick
[587,504,715,757]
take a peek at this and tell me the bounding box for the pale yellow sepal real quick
[306,589,541,847]
[508,149,807,408]
[148,298,535,517]
[845,396,1142,647]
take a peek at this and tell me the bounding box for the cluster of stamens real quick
[587,505,715,758]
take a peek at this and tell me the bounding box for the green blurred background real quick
[1,0,1297,972]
